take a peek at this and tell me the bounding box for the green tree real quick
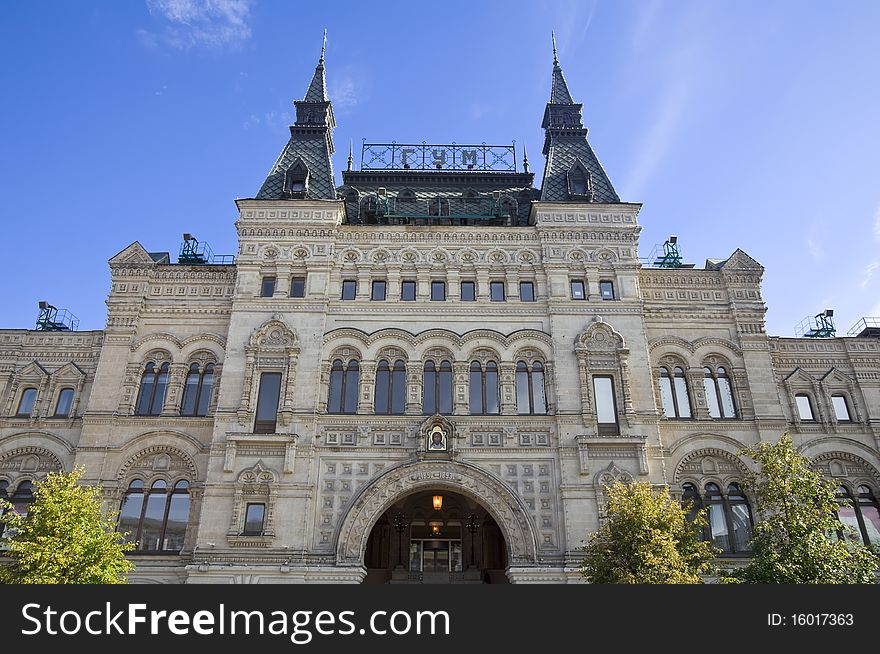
[731,434,878,584]
[580,480,718,583]
[0,466,134,584]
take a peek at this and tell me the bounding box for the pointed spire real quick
[549,32,574,105]
[347,140,353,171]
[303,30,328,102]
[522,143,529,174]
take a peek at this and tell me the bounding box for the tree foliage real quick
[730,434,878,584]
[580,481,718,583]
[0,466,134,584]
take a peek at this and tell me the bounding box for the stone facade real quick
[1,47,878,584]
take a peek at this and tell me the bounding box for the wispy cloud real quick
[861,260,880,288]
[243,109,293,130]
[328,75,362,111]
[139,0,253,50]
[874,203,880,242]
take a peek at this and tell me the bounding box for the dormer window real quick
[567,160,593,201]
[283,158,310,198]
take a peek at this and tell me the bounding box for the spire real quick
[549,32,574,105]
[522,144,529,174]
[304,29,328,102]
[347,140,353,171]
[255,30,337,201]
[539,34,619,203]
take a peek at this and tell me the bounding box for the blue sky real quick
[1,0,879,337]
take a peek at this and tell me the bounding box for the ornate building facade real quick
[1,44,879,584]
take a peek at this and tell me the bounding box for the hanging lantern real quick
[432,494,443,511]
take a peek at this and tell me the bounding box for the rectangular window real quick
[431,281,446,301]
[289,277,306,298]
[831,395,851,421]
[519,281,535,302]
[371,280,387,301]
[570,280,586,300]
[243,503,266,536]
[599,280,615,300]
[460,281,476,301]
[254,372,282,434]
[401,280,416,301]
[341,279,357,300]
[593,376,618,435]
[490,281,506,302]
[260,276,276,298]
[795,394,814,421]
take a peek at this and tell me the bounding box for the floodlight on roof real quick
[668,235,678,245]
[38,300,48,310]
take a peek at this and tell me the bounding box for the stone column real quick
[358,361,376,414]
[500,363,517,415]
[453,362,470,415]
[163,363,188,415]
[405,361,423,415]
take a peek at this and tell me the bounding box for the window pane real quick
[196,366,214,416]
[469,363,483,414]
[290,277,306,298]
[831,395,851,421]
[374,362,390,414]
[485,363,499,414]
[181,366,200,416]
[341,280,357,300]
[140,490,168,551]
[371,280,387,301]
[460,281,475,301]
[532,364,546,414]
[519,282,535,302]
[391,361,406,414]
[490,281,505,302]
[54,388,74,417]
[730,503,752,551]
[118,490,144,545]
[244,503,266,535]
[659,373,675,418]
[570,280,585,300]
[17,388,37,416]
[343,361,359,413]
[599,280,615,300]
[260,276,276,297]
[328,361,344,413]
[163,490,189,551]
[593,377,617,424]
[708,503,730,553]
[150,364,169,415]
[837,505,861,541]
[703,372,721,418]
[423,363,436,415]
[431,281,446,301]
[255,372,282,421]
[136,365,155,416]
[718,376,736,418]
[401,280,416,301]
[673,371,691,418]
[795,395,814,420]
[860,504,880,545]
[438,362,453,414]
[516,363,531,414]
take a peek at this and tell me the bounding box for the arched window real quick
[374,359,406,415]
[53,388,74,417]
[704,482,752,554]
[703,366,736,418]
[11,480,34,515]
[181,363,215,416]
[516,361,547,415]
[328,359,359,414]
[118,479,190,553]
[469,361,500,415]
[837,485,880,546]
[831,394,852,422]
[681,482,703,524]
[658,367,691,418]
[135,362,169,416]
[422,361,453,415]
[16,388,38,417]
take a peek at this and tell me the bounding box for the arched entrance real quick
[335,459,539,583]
[363,490,508,584]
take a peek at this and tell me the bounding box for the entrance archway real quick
[363,490,508,584]
[335,459,538,582]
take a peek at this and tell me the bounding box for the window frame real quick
[570,279,586,300]
[289,276,306,298]
[53,387,75,417]
[830,394,852,422]
[243,502,267,536]
[469,360,500,415]
[374,359,406,415]
[703,482,753,556]
[794,393,816,421]
[519,281,536,302]
[489,281,506,302]
[180,362,215,417]
[341,279,358,300]
[260,276,277,298]
[371,279,387,301]
[460,281,476,302]
[599,280,615,300]
[135,362,170,417]
[400,280,417,302]
[118,479,190,554]
[592,375,619,436]
[328,359,360,414]
[516,361,547,415]
[16,387,38,417]
[430,281,447,302]
[703,366,737,419]
[253,371,282,434]
[659,366,691,419]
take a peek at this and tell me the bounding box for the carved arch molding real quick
[335,460,539,566]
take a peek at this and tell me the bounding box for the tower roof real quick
[549,32,574,104]
[303,29,328,102]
